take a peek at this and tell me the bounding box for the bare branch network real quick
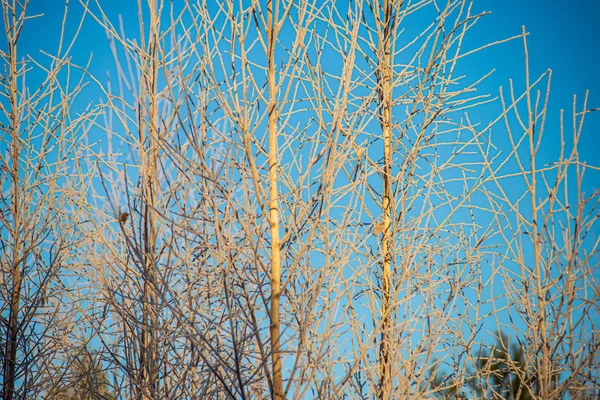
[0,0,598,399]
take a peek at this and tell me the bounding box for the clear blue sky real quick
[17,0,599,166]
[481,0,599,170]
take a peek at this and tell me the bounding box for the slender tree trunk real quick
[266,1,284,398]
[522,31,550,399]
[3,6,22,399]
[138,1,160,398]
[376,1,399,398]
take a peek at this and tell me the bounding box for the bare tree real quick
[471,30,600,400]
[70,1,179,397]
[0,1,89,398]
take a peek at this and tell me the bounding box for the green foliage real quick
[470,332,536,400]
[426,331,560,400]
[44,348,116,400]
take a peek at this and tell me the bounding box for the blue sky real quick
[483,0,599,102]
[473,0,599,170]
[14,0,598,169]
